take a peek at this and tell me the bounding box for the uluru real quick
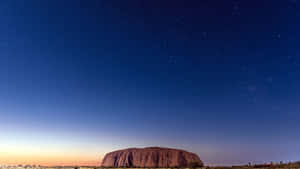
[101,147,203,168]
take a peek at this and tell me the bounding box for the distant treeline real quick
[98,161,300,169]
[37,162,300,169]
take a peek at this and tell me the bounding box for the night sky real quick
[0,0,300,166]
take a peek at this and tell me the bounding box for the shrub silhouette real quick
[188,160,204,168]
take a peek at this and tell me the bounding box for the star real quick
[273,33,281,39]
[232,2,241,16]
[202,32,207,39]
[233,4,239,11]
[266,76,273,83]
[277,34,281,39]
[168,56,177,64]
[247,85,257,93]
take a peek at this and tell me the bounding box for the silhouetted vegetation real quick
[188,160,204,168]
[98,162,300,169]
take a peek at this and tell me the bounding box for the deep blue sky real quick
[0,0,300,166]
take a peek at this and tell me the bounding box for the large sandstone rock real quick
[101,147,203,167]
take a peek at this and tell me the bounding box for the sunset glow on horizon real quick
[0,154,100,166]
[0,139,103,166]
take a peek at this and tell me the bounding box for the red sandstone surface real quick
[101,147,202,167]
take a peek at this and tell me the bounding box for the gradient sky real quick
[0,0,300,166]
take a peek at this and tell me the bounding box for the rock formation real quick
[101,147,203,167]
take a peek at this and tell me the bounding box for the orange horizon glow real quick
[0,158,101,166]
[0,141,106,166]
[0,153,103,166]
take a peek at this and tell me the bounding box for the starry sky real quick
[0,0,300,166]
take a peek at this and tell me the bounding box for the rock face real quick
[101,147,202,167]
